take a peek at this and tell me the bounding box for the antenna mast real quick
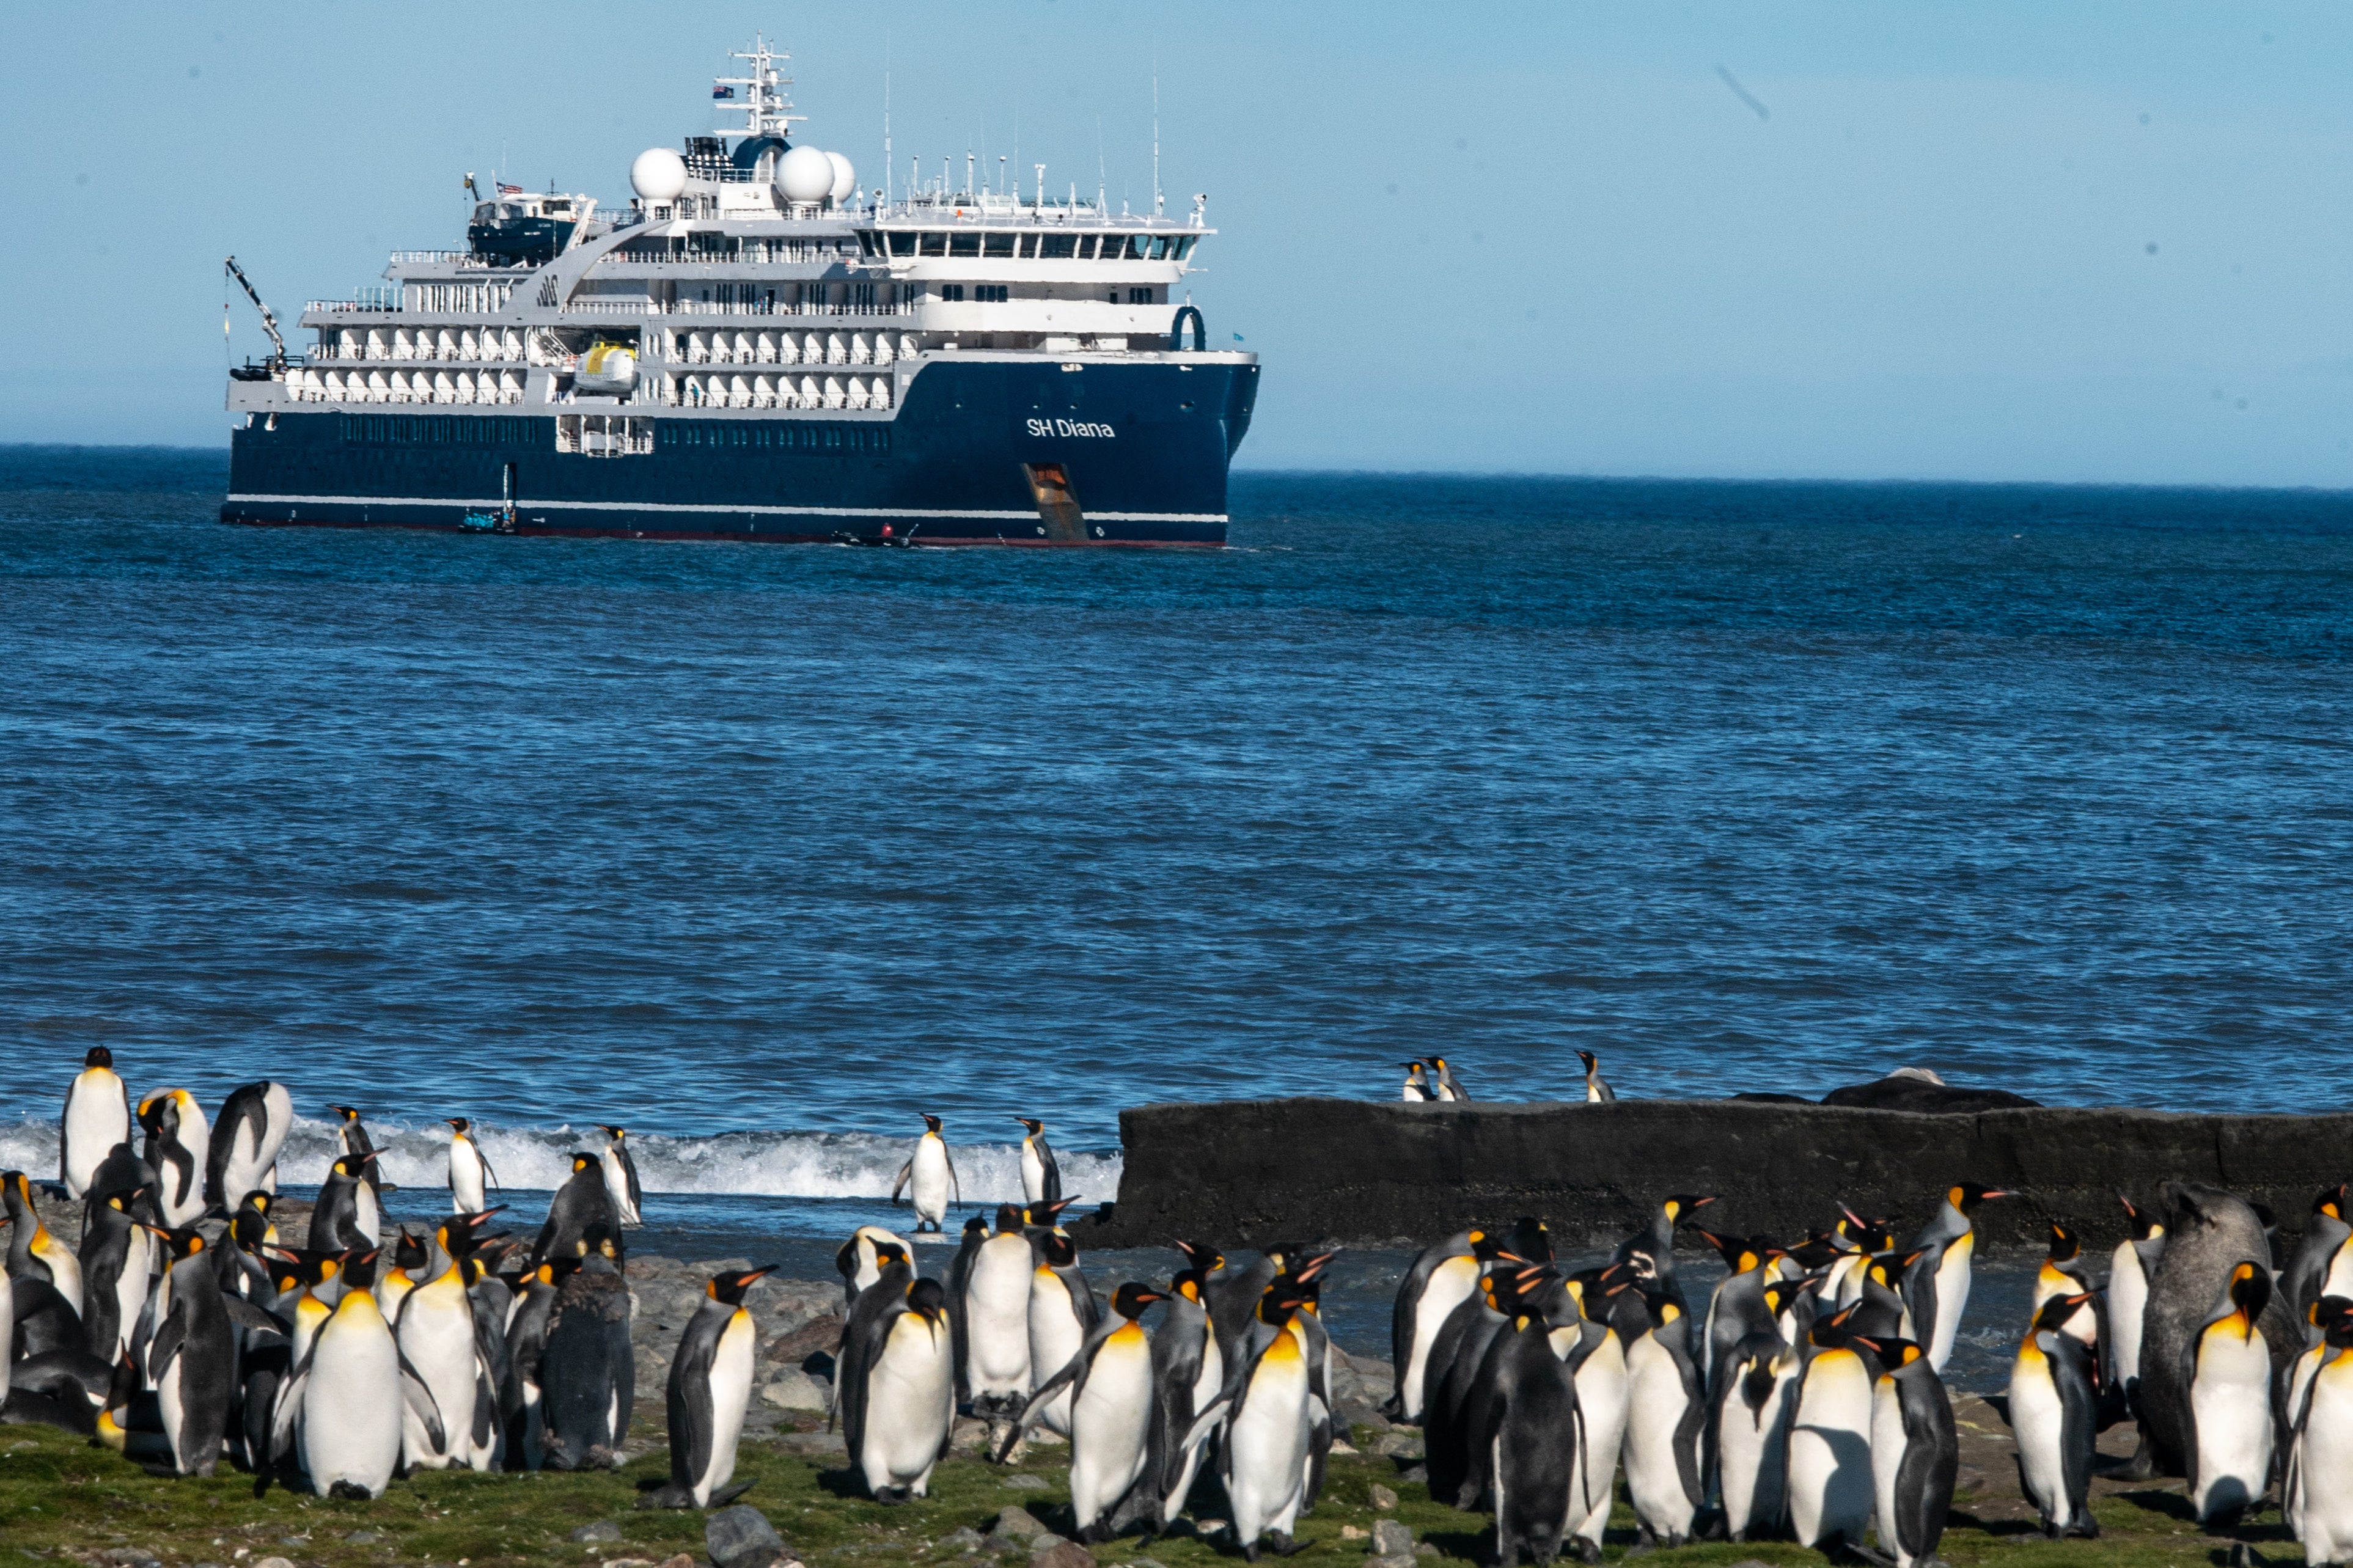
[883,46,892,206]
[1153,49,1163,216]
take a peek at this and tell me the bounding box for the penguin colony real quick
[1387,1176,2353,1567]
[19,1049,2353,1568]
[7,1047,758,1508]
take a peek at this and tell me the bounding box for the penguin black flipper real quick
[832,1262,912,1453]
[889,1160,913,1206]
[1900,1248,1941,1368]
[1035,1134,1061,1206]
[397,1343,449,1454]
[2050,1334,2100,1536]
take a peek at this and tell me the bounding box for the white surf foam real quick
[0,1115,1120,1203]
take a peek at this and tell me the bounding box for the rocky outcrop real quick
[1081,1096,2353,1253]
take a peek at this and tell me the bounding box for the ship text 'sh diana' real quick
[222,38,1257,546]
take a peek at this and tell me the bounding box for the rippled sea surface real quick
[4,447,2351,1234]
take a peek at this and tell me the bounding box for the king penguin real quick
[836,1223,912,1316]
[446,1118,498,1214]
[1901,1180,2014,1374]
[1479,1269,1593,1568]
[1858,1336,1958,1568]
[2284,1297,2353,1568]
[1178,1278,1320,1563]
[1696,1230,1779,1387]
[1430,1057,1471,1102]
[1788,1309,1878,1551]
[2184,1261,2275,1526]
[1388,1228,1486,1423]
[2105,1191,2165,1417]
[595,1126,644,1229]
[961,1206,1035,1428]
[396,1247,502,1471]
[309,1152,381,1253]
[204,1080,293,1213]
[1013,1118,1062,1206]
[59,1047,131,1200]
[2008,1291,2099,1537]
[4,1168,85,1310]
[329,1104,390,1212]
[137,1089,212,1229]
[271,1261,444,1499]
[890,1113,960,1233]
[1576,1049,1616,1103]
[1001,1282,1168,1540]
[1620,1288,1706,1547]
[839,1261,955,1502]
[1027,1228,1099,1438]
[1151,1264,1226,1526]
[78,1188,155,1364]
[538,1226,634,1471]
[148,1229,244,1476]
[1401,1061,1436,1102]
[644,1264,775,1508]
[1712,1330,1800,1542]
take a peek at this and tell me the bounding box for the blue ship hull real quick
[224,357,1256,546]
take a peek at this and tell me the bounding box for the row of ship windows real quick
[335,413,887,452]
[859,230,1199,262]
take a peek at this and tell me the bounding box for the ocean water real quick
[4,448,2351,1304]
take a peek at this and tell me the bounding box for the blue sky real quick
[6,2,2349,484]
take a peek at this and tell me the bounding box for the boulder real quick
[707,1503,787,1568]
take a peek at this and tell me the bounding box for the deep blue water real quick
[4,446,2351,1218]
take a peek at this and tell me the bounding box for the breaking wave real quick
[0,1115,1121,1204]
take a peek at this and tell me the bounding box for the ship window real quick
[1129,287,1153,304]
[976,285,1008,303]
[1175,236,1198,260]
[1039,234,1074,259]
[941,284,965,302]
[983,233,1015,257]
[1148,236,1171,260]
[1076,236,1098,260]
[919,232,948,256]
[888,232,917,257]
[1017,235,1038,258]
[950,233,980,257]
[855,232,878,257]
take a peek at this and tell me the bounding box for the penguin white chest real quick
[1028,1270,1087,1435]
[2294,1361,2353,1564]
[1069,1326,1155,1528]
[450,1137,487,1212]
[1569,1331,1629,1544]
[2190,1323,2274,1520]
[862,1312,952,1492]
[1716,1359,1794,1539]
[1401,1255,1481,1420]
[1621,1333,1697,1538]
[910,1137,952,1225]
[1926,1235,1973,1371]
[397,1277,487,1469]
[2006,1340,2074,1530]
[1789,1349,1875,1547]
[600,1146,641,1225]
[303,1302,404,1497]
[965,1239,1035,1397]
[696,1308,757,1502]
[1020,1141,1047,1205]
[1227,1341,1311,1545]
[2108,1245,2148,1388]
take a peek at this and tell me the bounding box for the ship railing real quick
[387,250,515,267]
[562,301,656,315]
[306,344,527,364]
[606,244,853,265]
[307,298,402,314]
[677,350,890,368]
[287,389,528,406]
[638,301,916,318]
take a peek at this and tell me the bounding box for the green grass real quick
[0,1421,2311,1568]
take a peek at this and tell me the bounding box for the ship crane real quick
[224,255,287,368]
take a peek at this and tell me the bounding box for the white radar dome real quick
[776,145,836,204]
[825,151,857,204]
[630,147,688,202]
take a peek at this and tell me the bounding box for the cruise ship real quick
[222,38,1256,546]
